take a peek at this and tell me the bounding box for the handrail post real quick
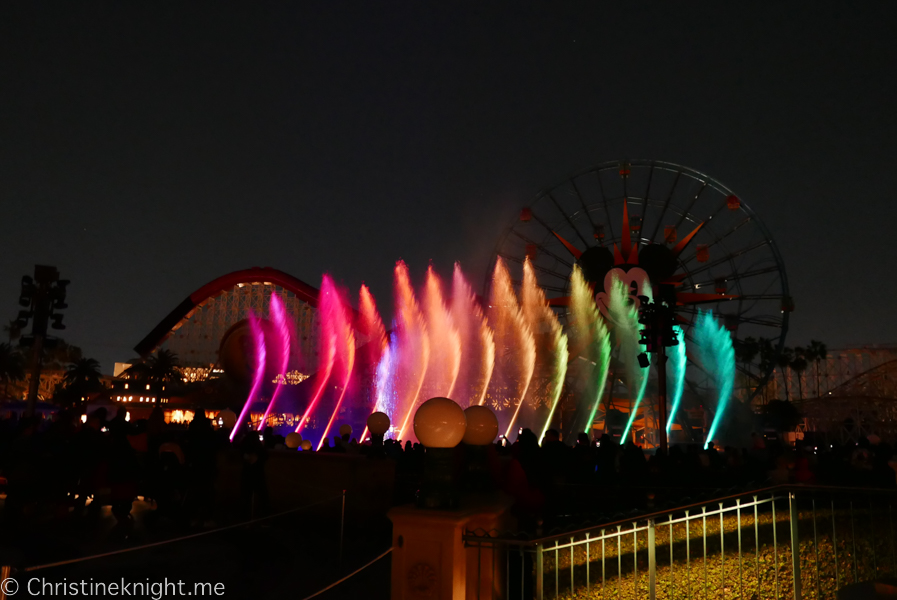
[535,543,544,600]
[339,489,346,568]
[0,565,13,600]
[648,518,656,600]
[789,491,802,599]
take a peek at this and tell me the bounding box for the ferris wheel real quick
[486,159,791,405]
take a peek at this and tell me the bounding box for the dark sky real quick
[2,2,896,372]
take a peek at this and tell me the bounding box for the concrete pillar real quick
[388,496,513,600]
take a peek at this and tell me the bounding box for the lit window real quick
[129,396,133,401]
[146,384,150,390]
[124,383,128,389]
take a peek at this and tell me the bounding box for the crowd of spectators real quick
[1,410,895,538]
[474,428,897,526]
[0,408,242,536]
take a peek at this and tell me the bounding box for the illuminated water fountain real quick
[228,256,735,450]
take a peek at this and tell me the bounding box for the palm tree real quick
[63,358,103,400]
[735,336,760,377]
[749,337,777,403]
[0,343,26,398]
[734,336,760,399]
[790,347,808,400]
[148,349,181,384]
[776,347,794,402]
[806,340,828,396]
[757,337,775,373]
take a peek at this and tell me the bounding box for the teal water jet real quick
[665,325,687,435]
[692,310,735,448]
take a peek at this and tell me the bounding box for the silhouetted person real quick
[107,424,140,536]
[186,412,218,525]
[108,406,129,437]
[239,431,269,519]
[73,415,107,517]
[3,417,42,521]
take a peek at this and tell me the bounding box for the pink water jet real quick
[295,275,338,435]
[450,263,494,407]
[258,294,292,431]
[231,313,267,442]
[317,283,356,450]
[358,284,387,441]
[359,284,387,367]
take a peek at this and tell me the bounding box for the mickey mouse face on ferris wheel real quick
[548,200,737,319]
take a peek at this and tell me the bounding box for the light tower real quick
[16,265,68,417]
[637,284,680,453]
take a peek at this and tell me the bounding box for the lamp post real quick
[218,408,237,430]
[285,432,302,449]
[462,405,499,492]
[16,265,68,418]
[413,397,467,509]
[366,411,390,454]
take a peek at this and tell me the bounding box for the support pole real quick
[789,492,802,599]
[25,265,58,418]
[656,349,668,454]
[25,334,44,418]
[648,519,657,600]
[0,565,13,600]
[339,489,346,567]
[535,543,544,600]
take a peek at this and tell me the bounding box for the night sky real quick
[2,2,896,372]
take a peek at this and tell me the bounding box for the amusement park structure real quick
[135,267,323,376]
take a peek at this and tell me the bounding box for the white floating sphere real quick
[339,424,353,438]
[300,440,312,451]
[413,397,467,448]
[367,412,390,436]
[285,432,302,449]
[218,409,237,429]
[462,405,499,446]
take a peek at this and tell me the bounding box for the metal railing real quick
[463,485,897,599]
[0,490,349,600]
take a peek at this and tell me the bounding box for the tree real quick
[0,343,26,398]
[734,336,760,381]
[776,347,794,401]
[790,347,809,400]
[148,349,181,384]
[121,349,183,392]
[806,340,828,396]
[757,337,775,375]
[59,358,104,404]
